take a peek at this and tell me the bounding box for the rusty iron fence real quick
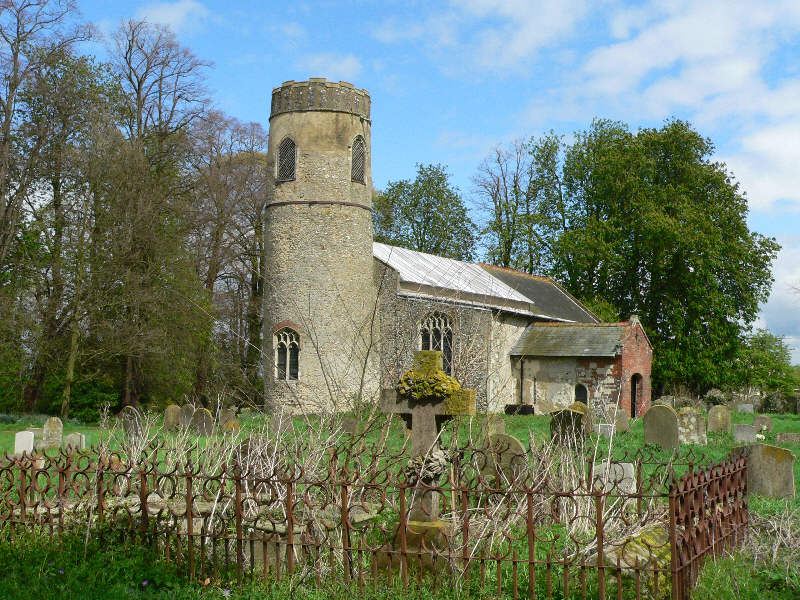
[0,441,746,599]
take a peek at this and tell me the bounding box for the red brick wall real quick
[619,321,653,417]
[576,357,621,412]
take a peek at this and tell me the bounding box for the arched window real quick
[574,384,588,404]
[419,312,453,375]
[631,374,642,418]
[275,328,299,381]
[277,137,296,182]
[351,135,366,183]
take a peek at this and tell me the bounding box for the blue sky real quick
[78,0,800,361]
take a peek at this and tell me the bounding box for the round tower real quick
[263,78,378,412]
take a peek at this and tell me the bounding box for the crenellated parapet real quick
[270,78,370,120]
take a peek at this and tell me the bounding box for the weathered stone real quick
[504,404,535,415]
[179,404,195,429]
[14,430,34,455]
[482,414,505,438]
[222,419,241,434]
[643,405,679,449]
[483,433,526,484]
[64,432,85,451]
[269,414,291,436]
[738,403,754,414]
[192,408,214,436]
[594,423,615,438]
[550,402,591,445]
[752,415,773,433]
[120,406,143,437]
[733,424,756,443]
[590,524,670,591]
[738,444,796,499]
[219,408,237,429]
[707,405,731,433]
[42,417,63,448]
[342,416,360,436]
[615,409,630,433]
[164,405,181,431]
[677,407,706,445]
[594,461,636,495]
[655,396,675,407]
[776,432,800,444]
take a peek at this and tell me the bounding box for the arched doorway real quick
[574,384,588,404]
[630,374,642,418]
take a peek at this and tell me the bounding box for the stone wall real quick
[619,319,653,417]
[486,313,530,412]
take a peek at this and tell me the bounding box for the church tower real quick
[263,79,378,412]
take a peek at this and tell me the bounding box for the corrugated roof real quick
[373,243,532,304]
[511,323,628,357]
[480,264,597,323]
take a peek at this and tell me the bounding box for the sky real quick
[77,0,800,361]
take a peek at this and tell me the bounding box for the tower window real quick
[277,137,296,182]
[351,135,366,183]
[275,328,300,381]
[419,312,453,375]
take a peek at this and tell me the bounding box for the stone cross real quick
[381,351,476,460]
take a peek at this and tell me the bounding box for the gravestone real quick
[164,405,181,431]
[677,407,707,445]
[483,414,505,438]
[219,408,237,430]
[615,409,630,433]
[737,444,796,499]
[483,432,526,484]
[655,396,675,407]
[42,417,63,448]
[64,432,85,451]
[643,404,679,450]
[707,405,731,433]
[342,416,360,436]
[550,401,591,446]
[179,404,195,429]
[222,419,241,434]
[380,350,475,547]
[776,432,800,444]
[593,461,636,495]
[733,424,756,443]
[738,403,754,414]
[120,406,143,437]
[192,408,214,436]
[269,414,291,436]
[752,415,773,433]
[594,423,615,438]
[14,430,34,455]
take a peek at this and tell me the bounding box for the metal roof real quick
[511,323,628,357]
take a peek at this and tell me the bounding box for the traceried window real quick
[275,328,299,381]
[277,137,296,182]
[351,135,366,183]
[419,312,453,375]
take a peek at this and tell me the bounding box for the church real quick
[262,79,652,419]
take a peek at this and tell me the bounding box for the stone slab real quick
[677,407,707,445]
[776,432,800,444]
[164,405,181,431]
[594,461,636,495]
[192,408,214,436]
[179,404,195,428]
[643,405,679,450]
[739,444,796,499]
[733,424,756,443]
[42,417,63,448]
[594,423,615,438]
[64,432,85,451]
[14,430,34,455]
[707,405,731,433]
[738,403,754,414]
[752,415,773,433]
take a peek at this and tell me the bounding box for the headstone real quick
[707,405,731,433]
[179,404,195,429]
[752,415,773,433]
[677,407,707,445]
[655,396,675,407]
[594,423,615,438]
[222,419,241,434]
[593,461,636,495]
[164,404,181,431]
[550,401,592,445]
[342,416,360,436]
[643,405,679,450]
[615,410,630,432]
[483,414,505,438]
[483,432,526,484]
[42,417,63,448]
[120,406,143,437]
[776,432,800,444]
[269,413,291,436]
[192,408,214,436]
[64,432,85,451]
[738,403,754,414]
[733,424,756,443]
[737,444,796,499]
[219,408,237,430]
[14,430,34,455]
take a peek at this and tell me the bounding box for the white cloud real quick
[137,0,210,33]
[296,53,363,82]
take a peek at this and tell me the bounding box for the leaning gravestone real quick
[593,461,636,495]
[64,432,85,451]
[733,424,756,443]
[707,405,731,433]
[219,408,237,430]
[179,404,195,429]
[42,417,63,449]
[120,406,143,437]
[677,407,707,445]
[164,404,181,431]
[483,432,526,484]
[776,432,800,444]
[14,430,34,455]
[643,404,679,450]
[737,444,796,499]
[483,414,505,438]
[192,408,214,436]
[551,401,591,446]
[752,415,773,433]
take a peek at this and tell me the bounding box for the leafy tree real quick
[731,330,798,397]
[374,163,477,261]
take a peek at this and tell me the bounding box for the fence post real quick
[139,466,149,539]
[234,463,244,580]
[58,453,71,532]
[398,482,408,588]
[526,491,536,600]
[341,478,351,582]
[668,469,681,600]
[595,491,605,600]
[185,465,195,579]
[285,473,295,576]
[17,459,27,522]
[95,458,105,525]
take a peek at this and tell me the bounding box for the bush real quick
[41,375,121,423]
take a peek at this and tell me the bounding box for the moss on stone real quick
[395,367,461,404]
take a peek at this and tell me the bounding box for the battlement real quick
[270,78,370,120]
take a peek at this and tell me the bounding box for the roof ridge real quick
[478,262,552,282]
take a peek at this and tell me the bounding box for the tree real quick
[374,163,477,261]
[479,119,779,393]
[731,329,798,398]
